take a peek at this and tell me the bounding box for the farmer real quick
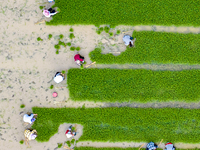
[24,129,37,141]
[53,72,65,83]
[43,8,57,18]
[23,113,37,124]
[74,54,85,66]
[146,142,158,150]
[65,125,76,138]
[165,143,175,150]
[48,0,55,2]
[123,35,136,47]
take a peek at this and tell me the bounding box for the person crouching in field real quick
[23,113,37,124]
[74,54,85,66]
[165,143,175,150]
[146,142,158,150]
[53,72,65,83]
[24,129,37,146]
[123,35,136,47]
[43,8,57,18]
[65,125,76,138]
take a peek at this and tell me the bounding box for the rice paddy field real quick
[49,0,199,26]
[67,68,200,103]
[32,107,200,143]
[90,31,200,64]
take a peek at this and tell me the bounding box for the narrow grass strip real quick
[90,31,200,64]
[32,107,200,143]
[48,0,199,26]
[67,69,200,103]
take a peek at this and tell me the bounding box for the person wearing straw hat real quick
[54,72,65,83]
[146,142,158,150]
[165,143,175,150]
[74,54,85,66]
[43,8,57,18]
[23,113,37,124]
[123,35,136,47]
[65,125,76,138]
[24,129,37,146]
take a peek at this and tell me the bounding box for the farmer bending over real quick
[165,143,175,150]
[23,113,37,124]
[123,35,136,47]
[43,8,57,18]
[54,72,65,83]
[146,142,158,150]
[74,54,85,66]
[65,125,76,138]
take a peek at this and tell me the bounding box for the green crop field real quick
[90,31,200,64]
[48,0,199,26]
[32,107,200,143]
[67,68,200,103]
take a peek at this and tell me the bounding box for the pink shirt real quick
[74,54,84,61]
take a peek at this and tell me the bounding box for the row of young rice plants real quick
[67,68,200,103]
[32,107,200,143]
[75,148,200,150]
[90,31,200,64]
[48,0,199,26]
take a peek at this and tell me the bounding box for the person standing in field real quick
[123,35,136,47]
[74,54,85,66]
[23,113,37,124]
[53,72,65,83]
[24,129,37,146]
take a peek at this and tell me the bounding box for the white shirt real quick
[48,0,54,2]
[23,114,34,124]
[123,35,133,46]
[54,74,64,83]
[66,133,73,138]
[165,144,175,150]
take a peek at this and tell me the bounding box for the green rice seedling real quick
[90,30,200,64]
[76,47,80,51]
[80,64,84,69]
[32,107,200,143]
[37,37,43,41]
[46,0,200,27]
[116,30,120,34]
[58,41,66,47]
[67,68,200,102]
[59,34,64,39]
[20,104,25,108]
[49,85,54,89]
[56,50,59,54]
[70,47,75,51]
[109,32,113,36]
[57,143,62,148]
[62,70,66,74]
[48,34,53,40]
[39,6,44,10]
[71,139,75,144]
[104,26,110,33]
[66,141,71,147]
[96,30,101,35]
[19,140,24,144]
[69,33,75,39]
[99,27,104,32]
[54,44,60,50]
[69,28,74,32]
[67,42,71,46]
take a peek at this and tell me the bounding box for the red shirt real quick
[74,54,84,61]
[65,130,72,135]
